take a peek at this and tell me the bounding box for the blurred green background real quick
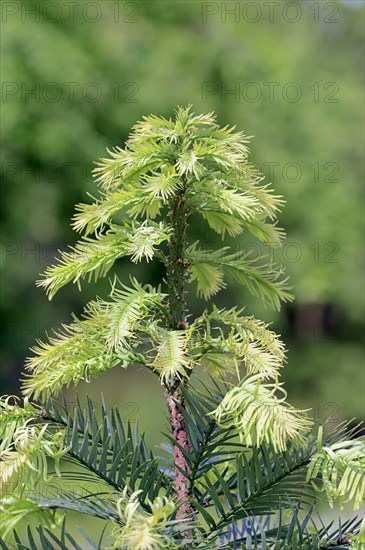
[1,0,364,511]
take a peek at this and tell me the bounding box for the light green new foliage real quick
[149,327,191,384]
[23,278,166,399]
[307,427,365,510]
[1,107,364,548]
[0,396,36,451]
[112,490,179,550]
[38,221,170,299]
[210,374,312,452]
[0,423,68,496]
[0,497,61,539]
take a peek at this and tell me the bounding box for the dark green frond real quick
[44,395,172,505]
[218,508,362,549]
[0,517,107,550]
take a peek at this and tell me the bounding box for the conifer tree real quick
[0,107,363,548]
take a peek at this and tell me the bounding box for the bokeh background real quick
[1,0,364,540]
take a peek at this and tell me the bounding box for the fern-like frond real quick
[113,490,179,549]
[150,328,191,384]
[199,209,244,238]
[23,279,166,399]
[130,113,179,144]
[0,496,61,540]
[186,306,286,381]
[243,218,286,246]
[176,144,205,179]
[37,226,130,299]
[125,221,170,263]
[43,395,171,504]
[0,424,68,497]
[193,179,260,221]
[0,397,37,451]
[307,427,365,510]
[189,262,226,300]
[232,170,285,220]
[104,278,166,349]
[240,341,283,377]
[221,253,293,310]
[139,166,182,202]
[22,306,119,400]
[187,246,293,309]
[92,146,133,190]
[209,374,312,452]
[93,140,175,191]
[38,222,170,299]
[72,187,139,234]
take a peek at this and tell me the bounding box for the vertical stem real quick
[165,180,194,534]
[166,183,189,330]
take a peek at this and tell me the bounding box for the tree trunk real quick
[165,181,194,535]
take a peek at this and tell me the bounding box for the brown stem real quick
[166,387,193,525]
[165,181,194,537]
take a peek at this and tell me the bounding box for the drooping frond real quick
[307,427,365,510]
[189,262,226,300]
[186,306,286,380]
[0,496,61,540]
[231,167,285,219]
[0,396,37,451]
[72,187,139,234]
[191,167,283,238]
[113,490,178,550]
[187,245,293,309]
[0,424,68,497]
[22,306,118,400]
[37,225,130,298]
[243,218,286,246]
[149,328,191,384]
[209,374,312,452]
[206,307,286,358]
[240,340,284,377]
[104,278,166,349]
[23,279,166,399]
[37,221,170,299]
[199,209,244,238]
